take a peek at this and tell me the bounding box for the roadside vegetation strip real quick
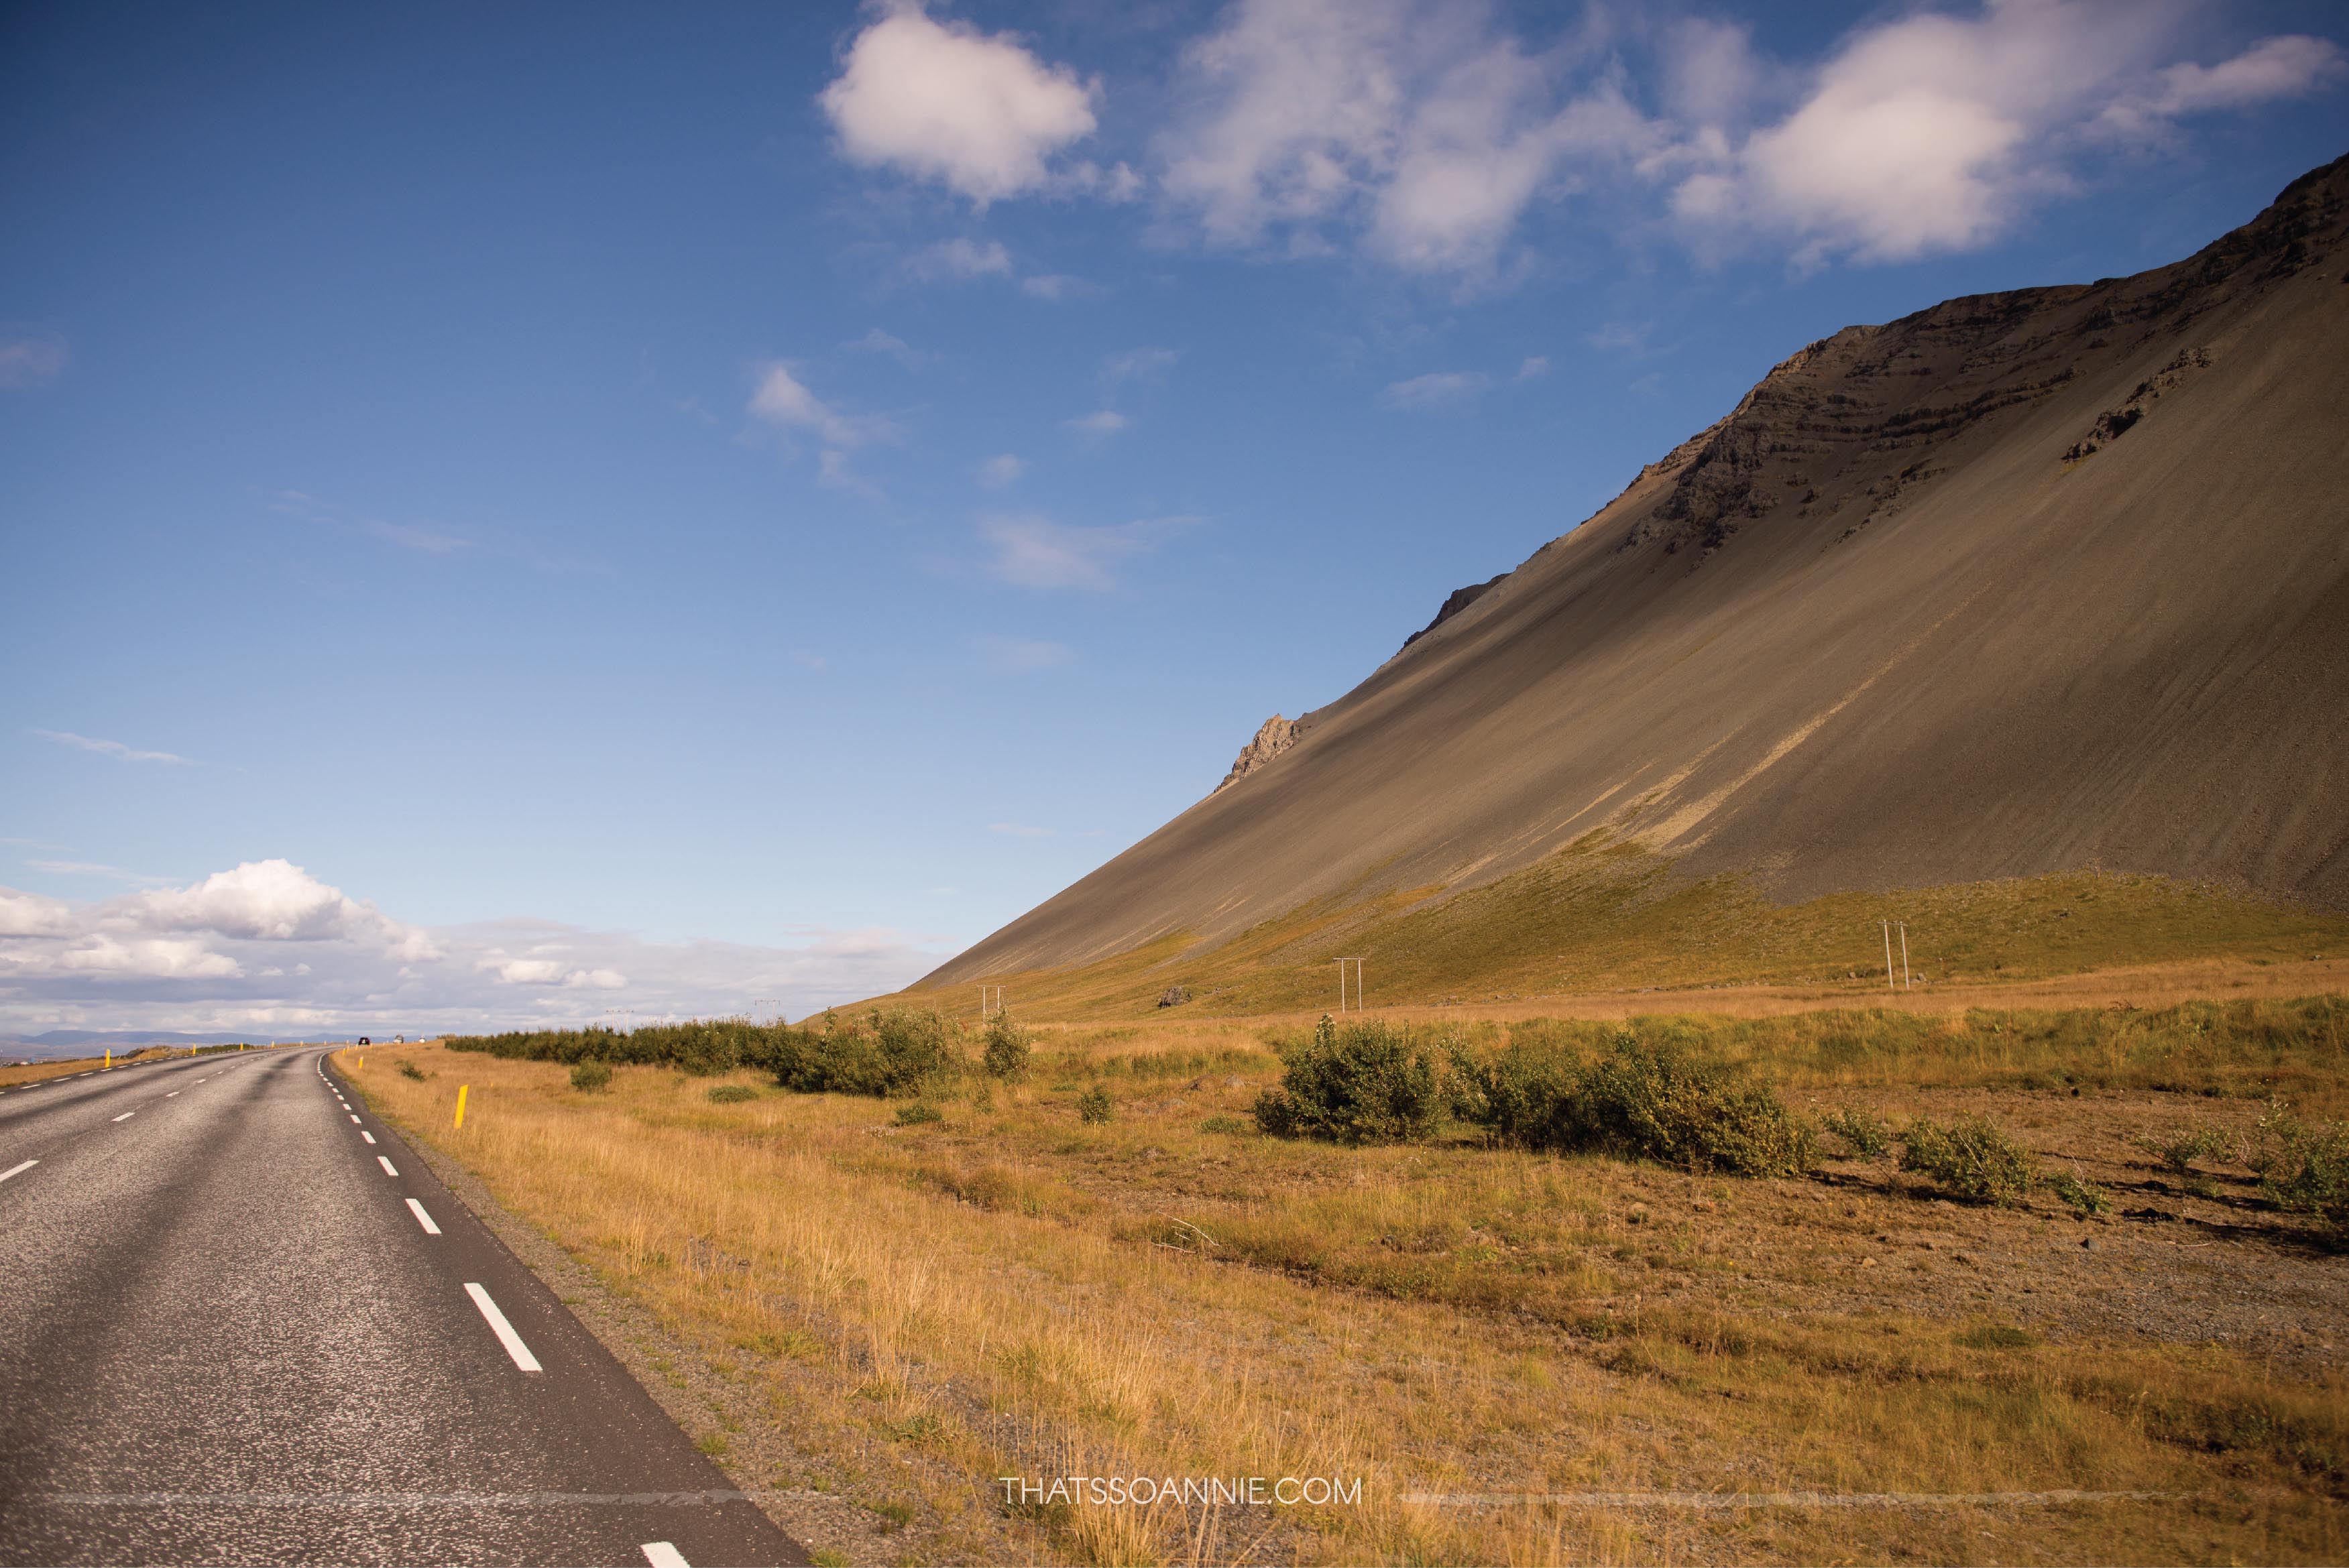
[1405,1488,2189,1508]
[349,1032,2349,1567]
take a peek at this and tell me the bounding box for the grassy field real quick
[0,1044,204,1089]
[901,854,2349,1022]
[345,994,2349,1566]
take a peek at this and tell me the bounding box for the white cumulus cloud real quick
[1157,0,1656,276]
[0,887,76,938]
[1670,4,2349,265]
[820,4,1099,205]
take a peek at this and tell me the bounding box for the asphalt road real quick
[0,1046,807,1567]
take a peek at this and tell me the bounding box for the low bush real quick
[1076,1086,1114,1124]
[894,1102,943,1126]
[2253,1099,2349,1238]
[706,1083,758,1104]
[1450,1030,1814,1177]
[570,1060,612,1092]
[2045,1169,2111,1217]
[449,1010,966,1099]
[397,1061,425,1081]
[1200,1115,1249,1135]
[1253,1016,1442,1144]
[1900,1115,2039,1205]
[2142,1122,2234,1174]
[982,1012,1031,1081]
[1822,1107,1892,1159]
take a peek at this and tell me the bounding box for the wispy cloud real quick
[1063,410,1130,436]
[975,635,1076,674]
[1102,346,1180,387]
[907,237,1014,281]
[0,330,69,389]
[978,513,1194,591]
[1019,273,1089,300]
[272,491,472,554]
[846,327,929,370]
[1515,355,1550,380]
[976,453,1027,489]
[33,730,196,766]
[1379,371,1489,411]
[988,821,1054,838]
[27,860,175,887]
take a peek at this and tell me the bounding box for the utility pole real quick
[1881,922,1896,993]
[1898,922,1912,989]
[1333,957,1365,1012]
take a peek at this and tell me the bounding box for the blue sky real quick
[3,0,2344,1034]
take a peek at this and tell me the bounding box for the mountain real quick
[927,155,2349,990]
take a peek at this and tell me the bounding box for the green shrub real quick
[397,1061,425,1081]
[1253,1016,1442,1144]
[1957,1324,2038,1350]
[1200,1114,1249,1135]
[774,1008,958,1098]
[2253,1100,2349,1237]
[1076,1086,1114,1124]
[1822,1107,1892,1159]
[1900,1115,2038,1204]
[2045,1169,2110,1217]
[1450,1029,1813,1177]
[570,1060,612,1092]
[893,1102,943,1126]
[982,1012,1031,1081]
[2142,1122,2234,1174]
[706,1083,758,1104]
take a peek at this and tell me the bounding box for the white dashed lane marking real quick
[361,1131,377,1144]
[642,1544,691,1568]
[377,1156,399,1177]
[406,1198,442,1235]
[166,1092,179,1098]
[1,1160,36,1183]
[464,1284,542,1372]
[349,1115,361,1124]
[112,1113,135,1124]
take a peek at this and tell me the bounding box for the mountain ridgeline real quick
[928,155,2349,988]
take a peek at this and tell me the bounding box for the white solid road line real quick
[361,1131,377,1144]
[1,1160,36,1183]
[111,1112,135,1123]
[464,1283,544,1372]
[377,1156,399,1177]
[406,1197,442,1235]
[642,1543,691,1568]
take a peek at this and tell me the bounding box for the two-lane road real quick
[0,1047,805,1566]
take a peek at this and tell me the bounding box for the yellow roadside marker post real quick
[104,1050,111,1069]
[454,1085,469,1130]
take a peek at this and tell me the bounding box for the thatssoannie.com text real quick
[999,1475,1363,1508]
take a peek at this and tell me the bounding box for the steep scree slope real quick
[928,156,2349,985]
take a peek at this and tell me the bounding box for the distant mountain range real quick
[930,152,2349,986]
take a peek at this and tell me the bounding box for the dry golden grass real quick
[345,1002,2349,1567]
[0,1043,203,1088]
